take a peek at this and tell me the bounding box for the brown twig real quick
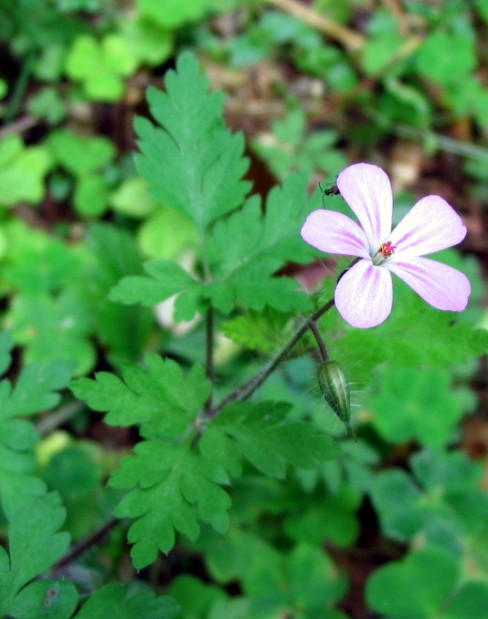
[265,0,365,51]
[0,114,37,139]
[54,516,120,571]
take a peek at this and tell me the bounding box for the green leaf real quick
[220,308,291,354]
[8,289,95,376]
[369,365,473,448]
[27,87,67,124]
[135,52,250,234]
[0,136,51,206]
[71,355,210,437]
[48,128,115,176]
[284,544,348,612]
[169,575,227,617]
[65,35,125,102]
[109,177,157,218]
[119,17,173,67]
[0,491,70,613]
[362,11,407,76]
[137,0,229,28]
[444,582,488,619]
[109,259,196,307]
[0,337,73,492]
[205,173,317,313]
[366,548,459,619]
[283,485,361,547]
[9,579,78,619]
[85,223,154,364]
[110,440,231,568]
[73,174,111,217]
[201,401,338,478]
[75,583,179,619]
[415,30,477,85]
[328,266,488,386]
[253,109,346,180]
[370,449,488,548]
[137,207,199,259]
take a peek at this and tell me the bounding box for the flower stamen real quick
[379,241,396,258]
[372,241,396,265]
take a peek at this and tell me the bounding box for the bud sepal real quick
[317,360,353,438]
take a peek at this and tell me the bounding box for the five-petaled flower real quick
[301,163,471,328]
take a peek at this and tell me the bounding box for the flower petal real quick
[388,195,466,258]
[387,257,471,311]
[335,259,393,328]
[301,210,370,258]
[337,163,392,252]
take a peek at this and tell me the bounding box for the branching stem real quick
[206,297,335,419]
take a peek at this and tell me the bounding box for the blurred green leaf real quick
[109,177,156,218]
[85,223,154,364]
[370,449,488,549]
[74,174,111,217]
[137,0,230,28]
[170,575,226,618]
[27,87,67,124]
[119,17,173,66]
[75,583,179,619]
[253,109,347,180]
[7,289,95,376]
[415,30,476,85]
[0,136,51,207]
[137,208,199,258]
[369,365,473,447]
[366,548,459,619]
[48,128,115,176]
[65,35,125,101]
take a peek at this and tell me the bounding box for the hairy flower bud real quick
[317,360,353,437]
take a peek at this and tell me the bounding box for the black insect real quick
[319,180,340,197]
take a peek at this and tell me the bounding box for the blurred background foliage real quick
[1,0,488,617]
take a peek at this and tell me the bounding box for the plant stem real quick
[5,51,35,124]
[54,517,119,571]
[206,297,335,419]
[308,319,330,362]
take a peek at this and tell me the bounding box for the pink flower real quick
[301,163,471,328]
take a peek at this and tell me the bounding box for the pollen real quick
[379,241,396,258]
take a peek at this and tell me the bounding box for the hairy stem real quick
[308,319,330,362]
[206,297,335,419]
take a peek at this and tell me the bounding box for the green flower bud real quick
[317,360,353,437]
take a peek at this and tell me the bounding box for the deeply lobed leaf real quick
[135,52,250,234]
[110,440,231,569]
[71,355,210,438]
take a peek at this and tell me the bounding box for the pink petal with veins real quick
[337,163,392,252]
[335,259,393,328]
[387,257,471,311]
[301,210,370,259]
[388,195,467,258]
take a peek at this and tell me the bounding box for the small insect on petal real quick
[319,180,340,197]
[317,360,353,437]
